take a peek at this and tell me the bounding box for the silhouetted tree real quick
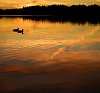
[0,4,100,23]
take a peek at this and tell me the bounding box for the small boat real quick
[13,28,19,32]
[13,28,24,34]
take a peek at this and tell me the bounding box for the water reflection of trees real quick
[22,16,100,24]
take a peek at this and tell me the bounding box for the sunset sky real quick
[0,0,100,9]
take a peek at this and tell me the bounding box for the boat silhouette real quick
[13,28,24,34]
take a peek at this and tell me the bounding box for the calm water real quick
[0,17,100,93]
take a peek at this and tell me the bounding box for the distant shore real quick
[0,4,100,24]
[0,5,100,16]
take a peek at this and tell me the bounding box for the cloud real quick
[1,0,100,9]
[96,0,100,2]
[0,0,33,9]
[0,0,62,9]
[31,0,61,5]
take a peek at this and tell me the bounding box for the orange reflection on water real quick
[0,17,100,93]
[0,17,100,63]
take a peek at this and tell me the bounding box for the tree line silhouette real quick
[0,4,100,23]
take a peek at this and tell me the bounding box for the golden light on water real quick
[0,17,100,62]
[0,17,100,93]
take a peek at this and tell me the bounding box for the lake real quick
[0,16,100,93]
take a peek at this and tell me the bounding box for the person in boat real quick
[22,29,24,34]
[18,29,24,34]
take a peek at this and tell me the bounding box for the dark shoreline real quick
[0,4,100,24]
[0,5,100,16]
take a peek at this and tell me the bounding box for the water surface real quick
[0,17,100,93]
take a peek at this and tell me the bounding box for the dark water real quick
[0,17,100,93]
